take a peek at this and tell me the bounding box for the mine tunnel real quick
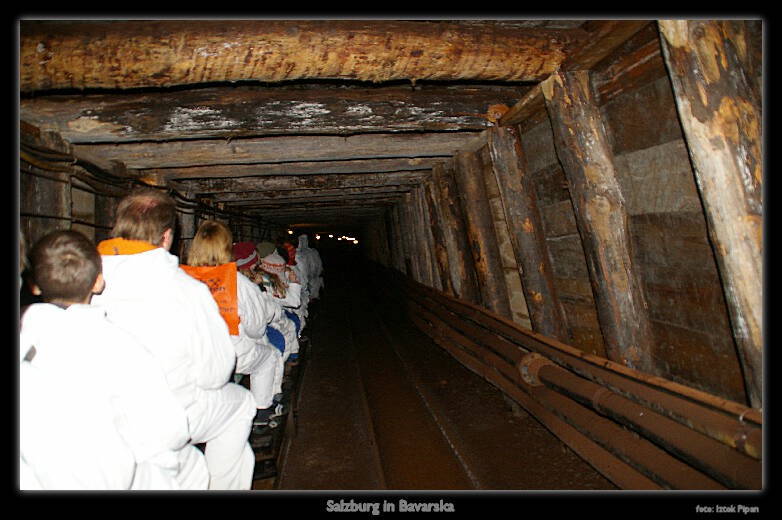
[18,19,763,495]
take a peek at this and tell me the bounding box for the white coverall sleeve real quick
[236,273,270,340]
[108,336,191,461]
[260,287,284,323]
[186,278,237,389]
[277,282,302,309]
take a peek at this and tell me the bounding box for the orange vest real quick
[180,263,240,335]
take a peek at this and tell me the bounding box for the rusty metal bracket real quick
[518,352,552,387]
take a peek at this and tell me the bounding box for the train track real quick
[346,280,481,490]
[276,267,614,490]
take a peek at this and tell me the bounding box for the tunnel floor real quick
[272,261,616,491]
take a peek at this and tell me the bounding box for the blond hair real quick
[188,220,233,266]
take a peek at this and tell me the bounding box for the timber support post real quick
[423,177,454,295]
[412,185,438,289]
[658,20,763,408]
[431,164,481,303]
[452,151,513,319]
[542,70,656,373]
[488,125,571,342]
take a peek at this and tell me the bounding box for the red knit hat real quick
[232,242,259,269]
[282,241,296,265]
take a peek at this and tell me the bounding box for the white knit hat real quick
[261,251,286,278]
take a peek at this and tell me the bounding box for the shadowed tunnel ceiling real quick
[19,19,649,231]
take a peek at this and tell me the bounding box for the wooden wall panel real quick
[479,145,531,328]
[19,167,71,246]
[632,212,744,402]
[600,75,684,154]
[452,151,512,319]
[593,26,753,405]
[431,164,481,303]
[613,140,702,215]
[422,178,452,295]
[412,186,439,289]
[519,120,606,357]
[652,323,747,404]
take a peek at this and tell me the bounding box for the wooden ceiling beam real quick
[561,19,652,71]
[72,132,480,171]
[181,171,429,193]
[225,194,406,209]
[150,157,439,182]
[20,20,587,92]
[208,184,413,202]
[20,84,525,143]
[237,201,396,222]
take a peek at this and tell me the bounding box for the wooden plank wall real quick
[592,22,751,404]
[517,108,606,358]
[376,21,760,406]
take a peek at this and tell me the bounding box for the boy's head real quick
[29,230,104,305]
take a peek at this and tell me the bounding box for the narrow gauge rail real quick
[271,261,614,490]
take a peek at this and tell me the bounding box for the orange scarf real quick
[97,237,158,256]
[180,262,240,335]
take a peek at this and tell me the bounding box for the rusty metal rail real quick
[377,267,762,490]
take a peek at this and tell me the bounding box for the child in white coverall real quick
[20,230,208,490]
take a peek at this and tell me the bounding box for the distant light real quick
[353,239,359,245]
[328,234,334,238]
[315,234,320,240]
[287,229,293,235]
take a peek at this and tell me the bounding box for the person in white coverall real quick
[185,221,282,415]
[296,234,324,301]
[234,242,295,423]
[259,250,303,359]
[92,189,256,490]
[19,230,208,490]
[278,238,310,321]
